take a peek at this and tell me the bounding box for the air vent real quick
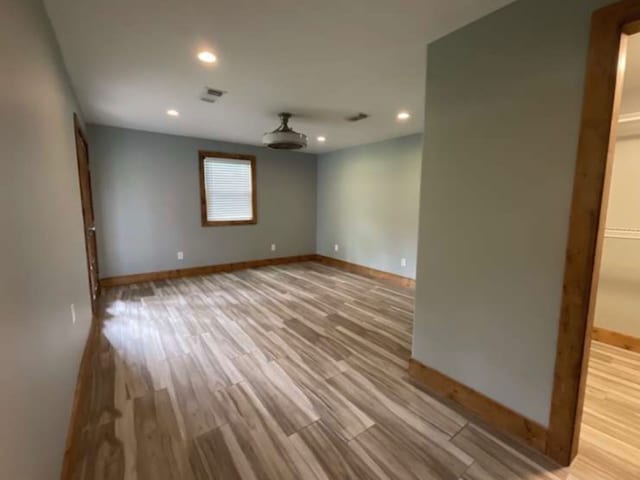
[200,87,226,103]
[346,112,369,122]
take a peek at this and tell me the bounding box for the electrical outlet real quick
[400,258,407,268]
[70,303,76,324]
[334,244,339,252]
[177,251,184,260]
[271,244,276,252]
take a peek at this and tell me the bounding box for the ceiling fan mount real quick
[262,112,307,150]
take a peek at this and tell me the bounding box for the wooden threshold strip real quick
[408,358,548,453]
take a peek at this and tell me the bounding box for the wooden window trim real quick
[198,150,257,227]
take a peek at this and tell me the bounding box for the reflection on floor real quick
[67,262,639,479]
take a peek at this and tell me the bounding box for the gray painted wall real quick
[0,0,92,477]
[88,125,317,278]
[594,136,640,338]
[317,134,422,278]
[413,0,613,426]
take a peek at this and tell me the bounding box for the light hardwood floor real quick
[572,341,640,479]
[67,262,640,479]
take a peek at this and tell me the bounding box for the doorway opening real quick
[73,114,100,313]
[546,0,640,470]
[576,31,640,478]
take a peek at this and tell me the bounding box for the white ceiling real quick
[44,0,515,153]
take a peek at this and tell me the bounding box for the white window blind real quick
[203,157,253,222]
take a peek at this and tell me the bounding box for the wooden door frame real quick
[547,0,640,466]
[73,113,100,313]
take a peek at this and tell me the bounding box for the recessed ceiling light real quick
[397,111,411,121]
[166,109,180,117]
[317,136,326,142]
[197,51,217,64]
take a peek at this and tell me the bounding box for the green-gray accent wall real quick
[317,134,423,278]
[88,125,317,278]
[413,0,613,426]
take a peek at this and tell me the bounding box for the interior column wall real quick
[413,0,613,426]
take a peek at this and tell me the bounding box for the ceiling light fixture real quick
[166,109,180,117]
[262,113,307,150]
[317,136,326,143]
[397,111,411,121]
[197,51,217,64]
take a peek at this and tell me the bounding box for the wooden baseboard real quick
[408,358,548,452]
[314,255,415,289]
[99,254,317,287]
[100,254,416,289]
[592,327,640,353]
[60,312,101,480]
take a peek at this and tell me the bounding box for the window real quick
[199,151,257,226]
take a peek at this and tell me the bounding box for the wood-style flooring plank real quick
[66,263,640,479]
[451,424,560,480]
[329,369,473,478]
[277,355,373,441]
[232,352,319,435]
[134,389,194,480]
[296,421,382,479]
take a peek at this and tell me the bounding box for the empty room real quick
[3,0,640,479]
